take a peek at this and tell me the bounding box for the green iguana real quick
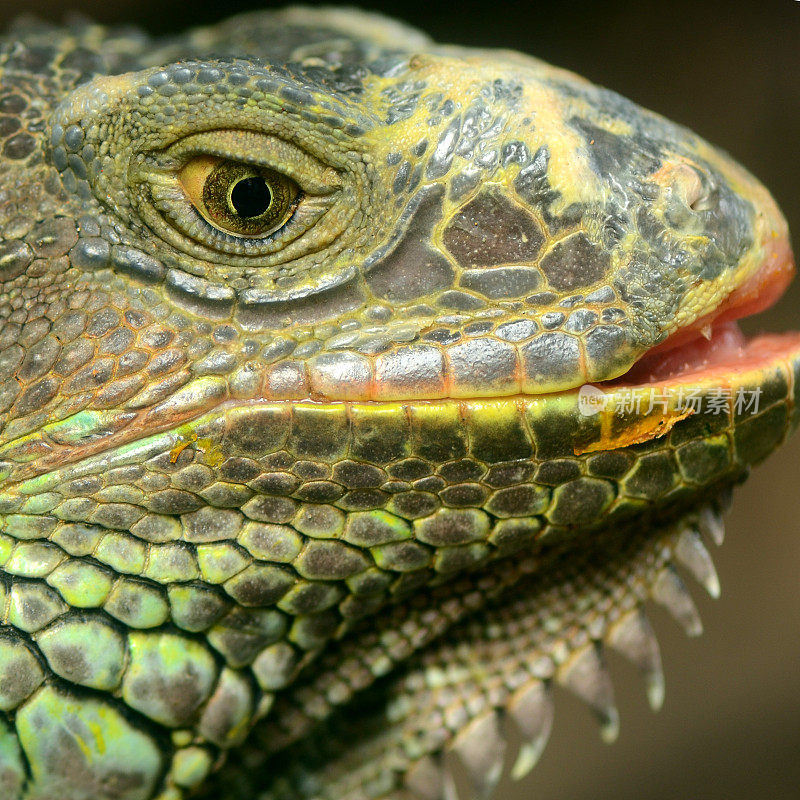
[0,7,797,800]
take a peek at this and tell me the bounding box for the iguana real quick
[0,7,797,800]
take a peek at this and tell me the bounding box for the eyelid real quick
[158,129,342,195]
[129,127,354,265]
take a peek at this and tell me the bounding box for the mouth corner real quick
[714,231,796,328]
[601,239,799,391]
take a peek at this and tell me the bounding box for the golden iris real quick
[179,155,299,236]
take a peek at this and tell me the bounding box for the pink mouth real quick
[606,235,800,388]
[608,322,800,387]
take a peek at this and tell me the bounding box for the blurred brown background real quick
[2,0,798,797]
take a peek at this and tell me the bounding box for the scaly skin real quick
[0,8,798,800]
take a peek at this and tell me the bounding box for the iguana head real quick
[0,8,797,800]
[1,8,796,453]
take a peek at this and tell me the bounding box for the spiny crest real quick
[396,502,726,800]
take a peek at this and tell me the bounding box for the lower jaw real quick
[571,323,800,457]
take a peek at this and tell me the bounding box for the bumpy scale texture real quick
[0,7,798,800]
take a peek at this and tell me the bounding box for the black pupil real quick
[230,176,272,218]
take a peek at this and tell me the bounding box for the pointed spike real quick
[675,528,721,598]
[405,755,445,800]
[606,608,665,711]
[449,711,506,800]
[652,565,703,636]
[443,767,459,800]
[717,485,734,513]
[507,679,554,779]
[557,643,619,743]
[698,504,725,546]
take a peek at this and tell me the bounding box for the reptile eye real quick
[179,155,300,237]
[133,129,346,264]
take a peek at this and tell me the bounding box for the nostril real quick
[689,189,715,212]
[678,164,718,212]
[671,163,707,210]
[650,162,713,211]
